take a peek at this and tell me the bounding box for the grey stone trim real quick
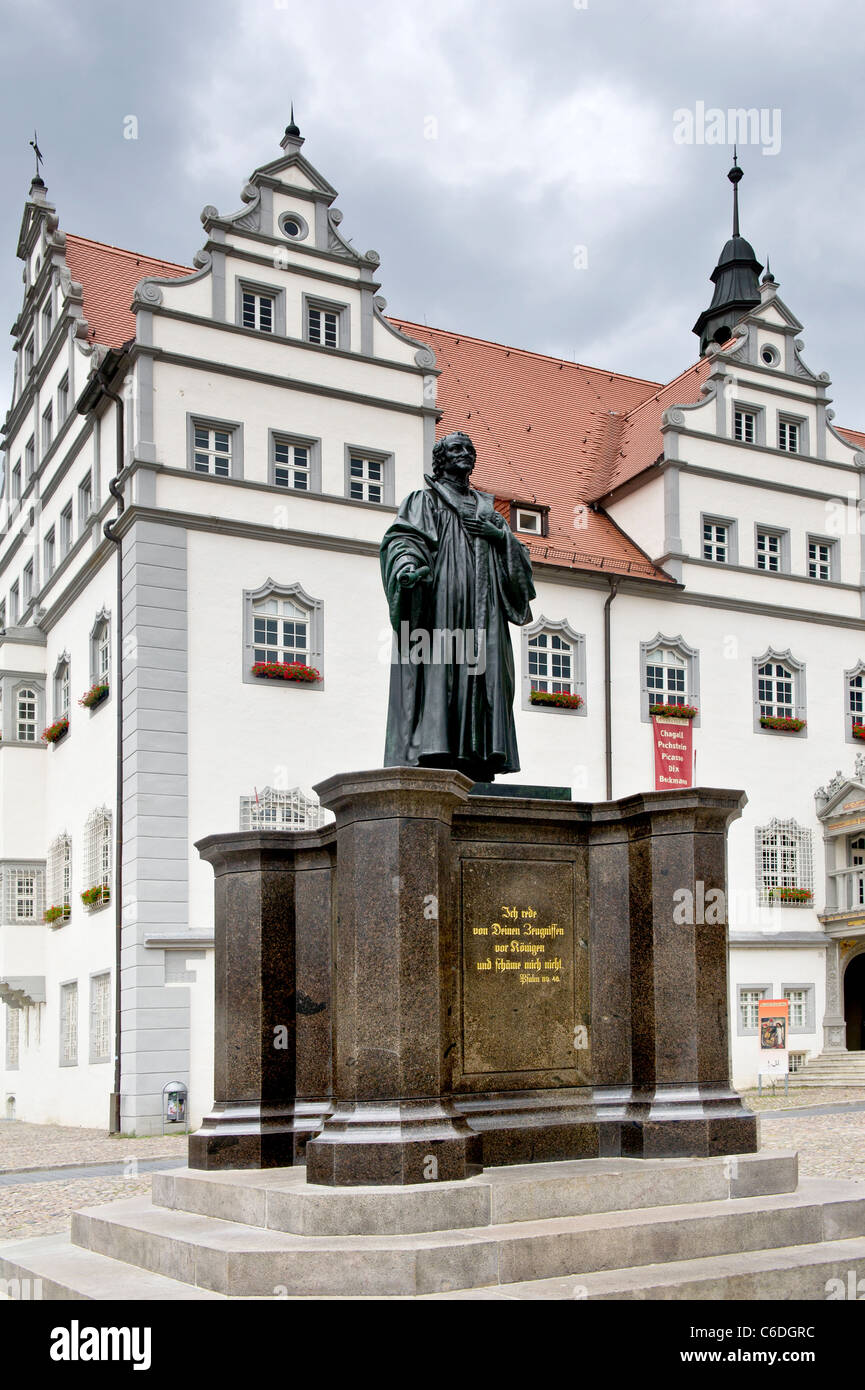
[88,970,112,1064]
[521,615,586,715]
[753,522,791,575]
[234,276,286,337]
[752,647,807,736]
[185,413,244,480]
[203,234,373,282]
[639,631,700,726]
[729,933,828,947]
[242,577,324,688]
[805,532,840,584]
[780,981,817,1034]
[360,286,374,357]
[314,200,328,250]
[267,429,322,492]
[663,464,682,557]
[120,518,190,1133]
[700,512,738,567]
[344,443,395,506]
[6,674,46,744]
[302,292,351,352]
[135,350,156,464]
[423,410,437,468]
[735,983,772,1037]
[371,301,440,366]
[731,399,766,447]
[679,553,859,594]
[52,649,71,723]
[845,660,865,744]
[210,248,226,321]
[144,934,214,950]
[131,251,214,318]
[89,605,111,691]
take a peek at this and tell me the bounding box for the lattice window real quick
[90,974,111,1063]
[241,289,273,333]
[757,661,794,718]
[784,988,807,1029]
[307,304,338,348]
[91,615,110,686]
[252,595,309,664]
[808,539,833,581]
[348,454,383,504]
[83,809,112,895]
[734,409,756,443]
[702,521,729,563]
[4,865,45,923]
[273,439,310,491]
[60,982,78,1065]
[646,648,686,704]
[756,530,782,572]
[738,986,768,1034]
[55,659,70,719]
[5,1006,19,1069]
[239,786,330,831]
[192,424,232,477]
[755,819,813,906]
[778,419,799,453]
[528,631,574,694]
[48,833,72,914]
[16,687,37,741]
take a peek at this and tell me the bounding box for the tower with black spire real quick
[693,152,763,354]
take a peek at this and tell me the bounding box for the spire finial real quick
[762,255,775,285]
[727,146,743,237]
[29,130,44,183]
[285,103,300,139]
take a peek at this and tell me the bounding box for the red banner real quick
[653,715,694,790]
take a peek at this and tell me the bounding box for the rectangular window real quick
[808,538,833,581]
[60,503,73,556]
[241,289,274,333]
[738,986,767,1034]
[757,660,794,718]
[778,419,800,453]
[307,304,339,349]
[5,1006,19,1070]
[44,527,55,578]
[734,409,757,444]
[42,298,53,342]
[756,820,813,905]
[60,982,78,1066]
[703,520,729,563]
[24,339,34,377]
[252,596,309,664]
[645,648,687,706]
[78,474,92,525]
[25,437,35,479]
[57,373,69,419]
[11,463,21,500]
[515,509,542,534]
[90,974,111,1064]
[192,423,233,477]
[528,631,574,694]
[784,988,808,1030]
[273,438,310,491]
[42,403,53,452]
[6,867,44,923]
[22,560,34,606]
[349,454,383,504]
[9,582,19,625]
[16,686,38,741]
[756,530,782,572]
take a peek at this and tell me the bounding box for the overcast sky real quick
[3,0,865,424]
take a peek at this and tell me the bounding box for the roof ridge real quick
[392,318,664,390]
[66,232,192,273]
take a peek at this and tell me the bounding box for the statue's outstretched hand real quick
[398,565,431,589]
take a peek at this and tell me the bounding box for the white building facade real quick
[1,123,864,1131]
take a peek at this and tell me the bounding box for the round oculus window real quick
[761,345,780,367]
[279,211,309,241]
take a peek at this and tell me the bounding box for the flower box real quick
[650,703,698,720]
[81,884,110,909]
[853,724,865,741]
[760,716,806,732]
[79,682,109,709]
[251,661,321,683]
[44,904,70,925]
[767,887,812,904]
[42,717,69,744]
[529,690,583,710]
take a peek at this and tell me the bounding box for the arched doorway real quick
[844,953,865,1051]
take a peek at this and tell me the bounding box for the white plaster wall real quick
[729,945,826,1089]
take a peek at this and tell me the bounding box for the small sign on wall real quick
[758,998,790,1078]
[652,714,694,790]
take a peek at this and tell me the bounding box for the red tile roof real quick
[64,234,192,348]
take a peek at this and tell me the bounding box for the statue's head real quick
[431,431,476,480]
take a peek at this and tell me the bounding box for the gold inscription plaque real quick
[461,859,576,1075]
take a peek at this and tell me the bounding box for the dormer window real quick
[515,508,542,535]
[734,408,757,444]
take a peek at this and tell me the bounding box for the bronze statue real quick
[380,431,535,782]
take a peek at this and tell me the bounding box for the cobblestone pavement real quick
[1,1100,864,1245]
[742,1086,865,1112]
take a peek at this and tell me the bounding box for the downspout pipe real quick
[79,351,126,1133]
[603,577,620,801]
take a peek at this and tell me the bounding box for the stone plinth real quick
[304,768,482,1185]
[188,832,334,1170]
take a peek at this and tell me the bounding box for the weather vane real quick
[29,130,43,179]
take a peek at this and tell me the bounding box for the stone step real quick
[69,1177,865,1298]
[0,1234,227,1301]
[419,1235,865,1300]
[151,1151,797,1237]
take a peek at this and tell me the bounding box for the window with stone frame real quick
[60,982,78,1066]
[16,686,38,742]
[42,402,53,453]
[241,288,274,333]
[702,517,735,564]
[239,786,330,831]
[754,648,806,730]
[737,984,770,1036]
[90,613,110,688]
[807,536,836,582]
[755,819,813,906]
[271,434,320,492]
[3,864,45,924]
[756,527,787,573]
[57,373,69,420]
[83,808,112,901]
[190,422,234,477]
[783,984,815,1033]
[89,973,111,1064]
[734,408,757,443]
[243,580,324,685]
[54,656,70,720]
[48,833,72,918]
[640,633,700,723]
[348,453,384,503]
[307,303,338,348]
[522,617,587,714]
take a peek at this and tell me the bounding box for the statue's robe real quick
[380,475,535,780]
